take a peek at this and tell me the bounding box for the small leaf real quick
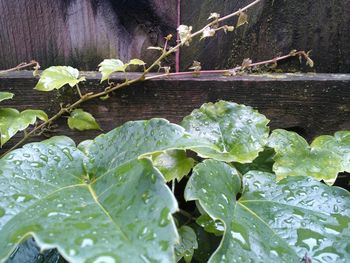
[152,150,194,182]
[0,92,14,102]
[234,147,275,174]
[185,160,350,262]
[311,131,350,172]
[208,13,220,20]
[175,226,198,263]
[181,101,270,163]
[268,129,343,184]
[201,27,216,40]
[196,214,224,236]
[99,94,110,101]
[236,11,248,28]
[0,108,48,146]
[128,59,146,66]
[98,59,126,82]
[34,66,85,91]
[177,25,192,46]
[67,109,101,131]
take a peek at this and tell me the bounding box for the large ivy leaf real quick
[185,160,350,262]
[312,131,350,172]
[152,150,195,182]
[0,92,14,102]
[0,118,210,262]
[98,59,127,82]
[268,129,343,184]
[175,226,198,263]
[0,108,48,146]
[34,66,85,91]
[67,109,101,131]
[181,101,269,163]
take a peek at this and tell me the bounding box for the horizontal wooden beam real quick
[0,71,349,153]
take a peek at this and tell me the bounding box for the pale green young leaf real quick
[177,25,192,46]
[128,59,146,66]
[175,226,198,263]
[34,66,85,91]
[181,101,270,163]
[0,108,48,146]
[236,11,248,28]
[268,129,343,184]
[98,59,126,82]
[0,92,14,102]
[185,160,350,262]
[67,109,101,131]
[152,150,194,182]
[311,131,350,172]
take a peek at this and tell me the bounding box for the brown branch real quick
[0,60,40,74]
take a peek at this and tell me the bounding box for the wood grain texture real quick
[0,0,176,70]
[181,0,350,73]
[0,71,349,153]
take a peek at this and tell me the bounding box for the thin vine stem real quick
[1,0,267,157]
[0,60,40,74]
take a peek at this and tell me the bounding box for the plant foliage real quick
[0,101,349,263]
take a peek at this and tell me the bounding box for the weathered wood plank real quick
[0,71,349,154]
[181,0,350,73]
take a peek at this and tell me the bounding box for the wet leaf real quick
[234,147,275,174]
[175,226,198,263]
[311,131,350,172]
[181,101,270,163]
[0,92,14,102]
[196,214,224,236]
[67,109,101,131]
[34,66,85,91]
[152,150,195,182]
[268,129,343,184]
[236,11,248,28]
[0,108,48,146]
[185,160,350,262]
[98,59,127,82]
[0,119,206,262]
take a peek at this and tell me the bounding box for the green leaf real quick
[152,150,195,182]
[236,11,248,28]
[181,101,270,163]
[185,160,350,262]
[98,59,127,82]
[268,129,343,184]
[175,226,198,263]
[234,147,275,174]
[67,109,101,131]
[312,131,350,172]
[0,92,14,102]
[196,214,224,236]
[0,118,210,263]
[128,59,146,66]
[0,136,179,262]
[34,66,85,91]
[0,108,48,146]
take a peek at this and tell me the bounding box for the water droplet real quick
[14,160,22,166]
[69,249,76,256]
[92,256,116,263]
[62,148,74,161]
[30,162,44,168]
[39,154,48,162]
[159,207,171,227]
[142,191,151,204]
[81,238,94,248]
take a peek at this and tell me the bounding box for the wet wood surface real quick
[0,71,349,154]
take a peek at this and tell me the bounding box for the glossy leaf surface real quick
[67,109,101,131]
[175,226,198,263]
[185,160,350,262]
[0,108,48,146]
[152,150,194,182]
[181,101,269,163]
[268,129,343,184]
[98,59,126,82]
[0,118,208,262]
[312,131,350,172]
[34,66,85,91]
[0,92,14,102]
